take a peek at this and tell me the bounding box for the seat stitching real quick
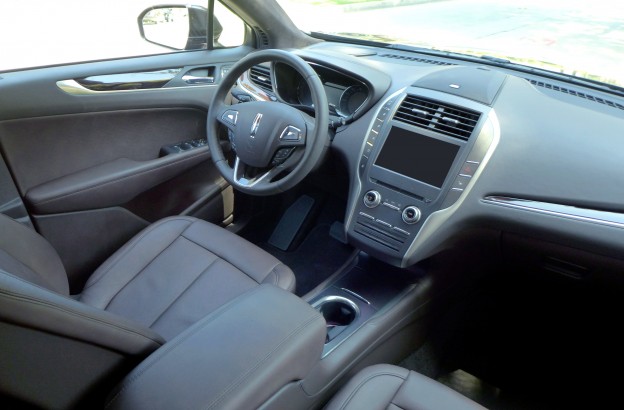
[105,286,265,408]
[147,256,219,330]
[204,313,323,410]
[180,232,281,284]
[0,286,164,346]
[334,371,407,410]
[101,235,185,310]
[82,217,194,290]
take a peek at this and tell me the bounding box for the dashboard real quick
[237,42,624,269]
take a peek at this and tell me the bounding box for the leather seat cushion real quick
[80,216,295,340]
[325,364,485,410]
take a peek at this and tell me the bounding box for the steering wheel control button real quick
[402,206,421,224]
[221,110,239,126]
[280,125,303,141]
[272,147,294,165]
[452,175,471,190]
[363,190,381,208]
[459,161,479,177]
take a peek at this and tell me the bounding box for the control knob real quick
[402,206,421,224]
[363,190,381,208]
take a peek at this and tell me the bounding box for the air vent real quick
[253,26,270,48]
[394,95,481,140]
[379,53,455,66]
[249,65,273,94]
[524,78,624,111]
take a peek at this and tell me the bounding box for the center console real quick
[346,87,498,266]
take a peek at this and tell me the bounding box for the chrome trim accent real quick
[358,212,375,220]
[411,108,430,116]
[312,295,362,358]
[182,74,214,84]
[382,202,401,211]
[57,79,216,95]
[400,92,501,266]
[401,206,421,225]
[345,88,406,232]
[339,288,371,305]
[441,116,461,125]
[232,157,272,188]
[251,113,263,137]
[312,295,360,317]
[482,196,624,230]
[279,125,302,141]
[363,190,381,208]
[393,226,411,236]
[376,219,393,228]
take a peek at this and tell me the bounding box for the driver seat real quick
[0,214,295,408]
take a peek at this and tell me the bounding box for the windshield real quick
[276,0,624,88]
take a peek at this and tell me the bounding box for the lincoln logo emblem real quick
[250,113,263,138]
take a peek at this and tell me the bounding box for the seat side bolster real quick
[393,370,487,410]
[323,364,409,410]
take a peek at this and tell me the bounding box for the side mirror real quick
[138,5,223,50]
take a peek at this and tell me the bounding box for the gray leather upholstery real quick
[0,213,297,408]
[106,284,326,410]
[325,364,486,410]
[0,213,68,294]
[80,216,295,340]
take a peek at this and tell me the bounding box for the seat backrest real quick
[0,214,165,409]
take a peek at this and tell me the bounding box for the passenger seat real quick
[325,364,485,410]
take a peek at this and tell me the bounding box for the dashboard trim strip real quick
[482,196,624,230]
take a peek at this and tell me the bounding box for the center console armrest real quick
[106,285,326,410]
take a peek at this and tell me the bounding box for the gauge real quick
[296,79,313,107]
[338,84,368,117]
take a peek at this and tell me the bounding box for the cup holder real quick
[313,296,360,344]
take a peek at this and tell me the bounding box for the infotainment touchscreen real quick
[374,126,460,188]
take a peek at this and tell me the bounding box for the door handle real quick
[182,75,215,85]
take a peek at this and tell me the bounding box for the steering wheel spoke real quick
[231,156,284,189]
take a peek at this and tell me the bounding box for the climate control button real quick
[363,190,381,208]
[402,206,421,224]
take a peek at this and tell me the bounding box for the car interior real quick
[1,0,624,409]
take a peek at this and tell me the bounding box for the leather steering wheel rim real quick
[207,49,329,195]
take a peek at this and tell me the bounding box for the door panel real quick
[0,47,253,292]
[0,108,208,195]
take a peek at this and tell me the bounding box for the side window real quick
[214,1,246,47]
[0,0,245,72]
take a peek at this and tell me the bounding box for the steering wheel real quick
[207,49,329,195]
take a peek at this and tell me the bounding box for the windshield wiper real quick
[310,32,390,48]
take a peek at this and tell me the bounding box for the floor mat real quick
[261,223,354,296]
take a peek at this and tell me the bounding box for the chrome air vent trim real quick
[394,95,481,140]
